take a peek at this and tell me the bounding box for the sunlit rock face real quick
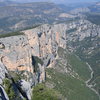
[0,24,67,84]
[0,36,32,72]
[0,19,99,85]
[0,36,35,85]
[23,24,67,68]
[0,60,7,84]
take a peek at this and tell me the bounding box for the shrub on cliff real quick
[0,31,24,38]
[3,78,16,100]
[31,83,62,100]
[32,56,43,72]
[3,74,23,100]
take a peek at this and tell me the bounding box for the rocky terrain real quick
[0,22,67,100]
[65,19,100,97]
[0,1,100,100]
[0,2,76,34]
[0,1,99,34]
[0,18,100,100]
[0,22,67,83]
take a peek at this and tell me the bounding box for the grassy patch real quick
[86,13,100,25]
[66,28,77,34]
[67,54,91,81]
[21,24,41,31]
[31,56,43,72]
[46,68,99,100]
[74,37,100,93]
[58,47,91,81]
[0,31,24,38]
[46,47,99,100]
[31,83,62,100]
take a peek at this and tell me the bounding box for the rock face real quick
[0,19,100,83]
[0,23,67,85]
[0,19,100,98]
[24,24,67,59]
[0,60,7,84]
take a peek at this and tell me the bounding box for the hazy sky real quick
[10,0,100,3]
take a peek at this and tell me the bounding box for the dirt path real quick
[86,62,100,100]
[75,55,100,99]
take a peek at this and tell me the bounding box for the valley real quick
[46,47,99,100]
[0,1,100,100]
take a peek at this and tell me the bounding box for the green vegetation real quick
[46,47,99,100]
[67,53,91,81]
[56,17,80,25]
[66,28,77,34]
[9,71,24,82]
[46,68,99,100]
[33,56,43,66]
[2,72,25,100]
[0,22,41,38]
[86,13,100,25]
[31,83,62,100]
[73,37,100,93]
[21,24,41,31]
[0,31,24,38]
[32,56,43,72]
[3,78,17,100]
[0,43,5,49]
[58,47,91,81]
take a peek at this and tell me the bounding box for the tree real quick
[3,78,16,100]
[31,83,62,100]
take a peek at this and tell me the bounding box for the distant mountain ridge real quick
[86,2,100,25]
[0,0,16,7]
[0,2,76,34]
[0,1,100,34]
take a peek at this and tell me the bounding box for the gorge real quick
[0,18,100,100]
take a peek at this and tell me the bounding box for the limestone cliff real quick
[0,19,100,84]
[0,23,67,85]
[0,19,100,99]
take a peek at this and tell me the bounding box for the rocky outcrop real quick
[0,23,67,85]
[0,85,9,100]
[23,24,67,67]
[0,19,100,83]
[0,60,7,84]
[0,19,100,99]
